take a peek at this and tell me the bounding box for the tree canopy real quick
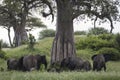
[0,0,50,46]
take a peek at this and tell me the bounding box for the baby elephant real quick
[92,54,106,71]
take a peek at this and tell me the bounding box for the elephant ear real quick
[18,56,24,70]
[91,55,97,60]
[103,53,114,62]
[18,56,24,66]
[41,55,46,62]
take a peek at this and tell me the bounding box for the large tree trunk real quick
[51,1,76,64]
[13,12,28,47]
[13,25,28,47]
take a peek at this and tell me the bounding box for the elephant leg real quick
[97,67,101,71]
[97,64,102,71]
[103,64,106,71]
[93,62,97,71]
[36,63,41,70]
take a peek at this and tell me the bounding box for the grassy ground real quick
[0,37,120,80]
[0,64,120,80]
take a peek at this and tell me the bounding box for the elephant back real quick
[23,55,37,71]
[93,54,105,63]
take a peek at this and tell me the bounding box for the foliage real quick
[75,35,115,51]
[28,33,36,50]
[0,40,9,48]
[74,31,86,35]
[98,34,115,41]
[0,0,48,47]
[114,33,120,49]
[88,27,109,35]
[0,50,6,59]
[39,29,55,39]
[97,48,120,61]
[26,17,46,30]
[76,49,94,60]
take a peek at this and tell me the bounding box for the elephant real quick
[83,60,91,71]
[92,54,106,71]
[7,58,18,70]
[60,57,91,71]
[20,54,47,71]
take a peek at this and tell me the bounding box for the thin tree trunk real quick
[51,1,76,64]
[7,27,13,47]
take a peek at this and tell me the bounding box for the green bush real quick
[75,36,115,51]
[74,31,86,35]
[39,29,55,39]
[0,50,6,59]
[97,48,120,61]
[0,40,9,48]
[98,34,114,41]
[28,33,36,50]
[88,27,109,35]
[114,33,120,49]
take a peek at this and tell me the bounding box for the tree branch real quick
[41,0,54,22]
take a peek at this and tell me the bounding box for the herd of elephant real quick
[7,53,114,72]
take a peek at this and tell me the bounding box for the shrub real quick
[75,36,115,51]
[28,33,36,50]
[0,50,6,59]
[97,48,120,61]
[98,34,114,41]
[0,40,9,48]
[88,27,109,35]
[114,33,120,49]
[39,29,55,39]
[74,31,86,35]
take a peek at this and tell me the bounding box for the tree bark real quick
[13,11,28,47]
[51,1,76,64]
[13,25,28,47]
[7,27,13,47]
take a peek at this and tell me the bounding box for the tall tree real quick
[42,0,120,64]
[0,9,13,47]
[0,0,48,47]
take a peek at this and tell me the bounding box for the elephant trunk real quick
[44,61,47,69]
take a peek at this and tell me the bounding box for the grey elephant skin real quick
[7,58,18,70]
[60,57,91,71]
[7,54,47,71]
[92,54,106,71]
[21,54,47,71]
[92,53,115,71]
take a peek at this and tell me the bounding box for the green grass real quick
[3,37,53,61]
[0,37,120,80]
[0,69,120,80]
